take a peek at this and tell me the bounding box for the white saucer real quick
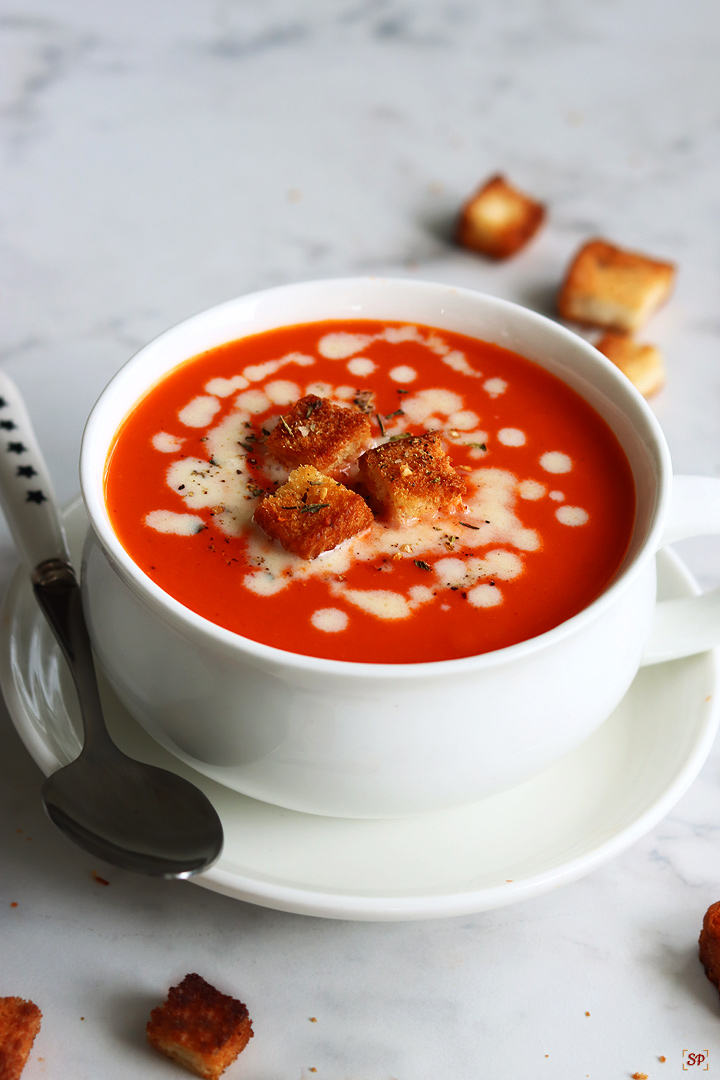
[2,499,718,921]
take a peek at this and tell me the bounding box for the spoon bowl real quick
[42,751,222,878]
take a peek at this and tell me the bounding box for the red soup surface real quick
[105,319,636,664]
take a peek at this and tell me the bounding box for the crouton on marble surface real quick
[700,901,720,994]
[595,332,665,397]
[254,464,373,560]
[265,394,372,475]
[558,238,675,332]
[456,174,546,260]
[0,997,42,1080]
[358,432,465,525]
[146,973,253,1080]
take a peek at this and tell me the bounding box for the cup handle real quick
[641,475,720,666]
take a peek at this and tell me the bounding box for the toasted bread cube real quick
[457,174,546,260]
[558,238,675,332]
[358,432,465,524]
[596,332,665,397]
[146,973,253,1080]
[266,394,372,475]
[700,901,720,994]
[0,997,42,1080]
[254,464,373,560]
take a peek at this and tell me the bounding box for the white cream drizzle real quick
[152,432,184,453]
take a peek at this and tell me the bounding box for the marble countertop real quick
[2,1,720,1076]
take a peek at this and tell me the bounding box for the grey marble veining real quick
[2,0,720,1076]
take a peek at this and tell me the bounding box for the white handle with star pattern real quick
[0,371,71,574]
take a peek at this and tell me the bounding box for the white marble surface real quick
[2,0,720,1076]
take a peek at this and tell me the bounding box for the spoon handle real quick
[0,372,114,753]
[0,372,71,573]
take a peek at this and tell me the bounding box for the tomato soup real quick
[104,320,636,663]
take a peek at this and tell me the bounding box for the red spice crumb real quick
[631,1073,648,1079]
[10,902,18,908]
[585,1011,590,1016]
[659,1057,666,1063]
[91,871,110,886]
[80,1017,85,1021]
[309,1017,318,1023]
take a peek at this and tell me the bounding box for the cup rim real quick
[80,276,672,679]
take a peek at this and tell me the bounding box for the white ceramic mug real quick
[79,278,720,818]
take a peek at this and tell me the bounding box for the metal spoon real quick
[0,372,223,877]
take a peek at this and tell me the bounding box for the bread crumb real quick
[255,464,373,560]
[631,1073,648,1079]
[558,238,675,332]
[595,333,665,397]
[359,432,465,525]
[457,174,545,259]
[0,996,42,1080]
[585,1011,590,1016]
[659,1058,666,1064]
[147,973,253,1079]
[266,394,372,476]
[699,900,720,992]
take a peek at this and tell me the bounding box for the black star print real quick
[26,490,47,504]
[0,421,16,431]
[7,442,26,454]
[17,465,37,478]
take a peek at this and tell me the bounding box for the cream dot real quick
[264,380,301,405]
[390,365,417,383]
[178,396,221,428]
[498,427,526,447]
[556,505,589,526]
[483,377,508,398]
[540,451,572,474]
[334,385,355,399]
[234,389,271,414]
[549,490,565,502]
[318,332,372,359]
[347,357,376,377]
[482,549,524,580]
[305,381,333,398]
[145,510,205,536]
[311,608,349,633]
[205,375,249,397]
[152,432,184,453]
[433,557,467,586]
[467,584,503,608]
[244,573,288,597]
[448,410,480,431]
[518,480,546,500]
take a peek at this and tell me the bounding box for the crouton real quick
[596,332,665,397]
[456,174,546,260]
[265,394,372,475]
[146,973,253,1080]
[358,432,465,524]
[700,901,720,995]
[0,997,42,1080]
[254,464,373,560]
[558,238,675,332]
